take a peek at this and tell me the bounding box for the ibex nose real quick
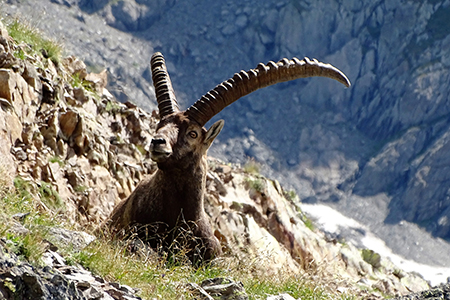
[151,138,166,145]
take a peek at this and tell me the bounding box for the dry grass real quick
[67,235,356,300]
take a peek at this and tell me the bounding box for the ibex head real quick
[150,113,223,170]
[149,53,350,169]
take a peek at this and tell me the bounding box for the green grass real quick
[70,73,102,102]
[1,177,63,266]
[5,18,63,65]
[38,181,65,213]
[71,73,96,92]
[302,217,315,231]
[5,229,47,264]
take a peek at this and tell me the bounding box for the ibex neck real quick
[157,159,206,182]
[154,159,207,219]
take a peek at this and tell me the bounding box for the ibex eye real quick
[188,131,198,139]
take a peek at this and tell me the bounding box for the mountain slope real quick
[2,0,450,276]
[0,17,434,298]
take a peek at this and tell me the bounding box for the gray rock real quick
[0,243,143,300]
[189,277,249,300]
[46,227,96,252]
[393,283,450,300]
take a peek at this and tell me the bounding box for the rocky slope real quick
[2,0,450,270]
[0,18,436,299]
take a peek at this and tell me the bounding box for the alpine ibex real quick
[108,52,350,262]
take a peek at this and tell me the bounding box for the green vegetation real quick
[105,99,122,113]
[5,18,63,65]
[0,168,356,300]
[302,217,315,231]
[74,185,89,193]
[244,177,265,193]
[67,237,353,300]
[135,144,147,156]
[70,73,102,102]
[49,155,64,167]
[38,181,65,212]
[243,159,261,175]
[284,189,298,202]
[5,229,47,264]
[71,73,92,91]
[1,177,63,266]
[361,249,381,270]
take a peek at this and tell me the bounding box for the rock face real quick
[0,238,143,300]
[393,284,450,300]
[0,18,432,298]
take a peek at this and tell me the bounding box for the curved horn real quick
[186,57,351,126]
[151,52,179,118]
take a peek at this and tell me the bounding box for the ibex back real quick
[108,53,351,263]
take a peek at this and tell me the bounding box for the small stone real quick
[11,212,30,222]
[59,110,79,140]
[11,147,27,161]
[266,294,297,300]
[62,56,88,79]
[85,69,108,93]
[73,87,87,102]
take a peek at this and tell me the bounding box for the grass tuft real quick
[5,18,63,65]
[244,159,261,175]
[38,181,65,213]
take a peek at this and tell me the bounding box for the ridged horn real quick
[186,57,351,126]
[151,52,179,118]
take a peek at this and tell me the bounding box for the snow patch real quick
[301,203,450,286]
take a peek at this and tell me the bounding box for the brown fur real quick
[108,112,224,262]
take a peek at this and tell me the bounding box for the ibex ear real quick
[204,120,224,146]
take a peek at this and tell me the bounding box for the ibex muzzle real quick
[150,134,171,163]
[108,52,350,263]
